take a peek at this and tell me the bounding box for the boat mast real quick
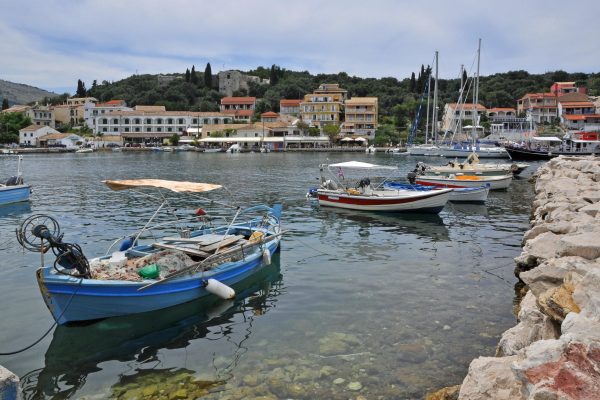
[432,50,439,145]
[425,72,431,144]
[472,39,481,146]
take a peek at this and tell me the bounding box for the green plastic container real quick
[138,264,160,279]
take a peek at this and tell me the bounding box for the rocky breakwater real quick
[430,156,600,400]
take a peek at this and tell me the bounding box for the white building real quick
[84,100,132,132]
[18,125,60,146]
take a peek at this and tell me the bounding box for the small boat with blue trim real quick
[0,155,31,206]
[309,161,451,213]
[384,182,490,204]
[17,179,282,325]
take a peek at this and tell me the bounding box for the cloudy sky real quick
[1,0,599,94]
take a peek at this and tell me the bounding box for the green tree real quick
[296,120,309,135]
[409,72,416,93]
[185,68,191,82]
[191,65,198,85]
[169,133,180,146]
[76,79,87,97]
[0,112,31,144]
[323,124,340,143]
[1,98,9,110]
[308,127,320,137]
[204,63,212,88]
[270,64,280,86]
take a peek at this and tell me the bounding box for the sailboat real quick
[437,39,509,159]
[407,51,441,156]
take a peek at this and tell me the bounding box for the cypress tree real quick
[1,98,9,110]
[191,65,198,85]
[462,69,468,86]
[185,68,191,82]
[409,72,416,93]
[204,63,212,88]
[76,79,87,97]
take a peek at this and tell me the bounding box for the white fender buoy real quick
[262,248,271,265]
[205,279,235,299]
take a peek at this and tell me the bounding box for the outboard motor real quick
[407,169,417,184]
[5,176,23,186]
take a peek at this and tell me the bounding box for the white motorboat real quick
[420,153,529,176]
[309,161,451,213]
[384,181,490,204]
[415,173,513,190]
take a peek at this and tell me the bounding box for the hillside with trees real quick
[79,64,599,144]
[0,79,59,107]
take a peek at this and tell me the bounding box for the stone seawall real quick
[428,156,600,400]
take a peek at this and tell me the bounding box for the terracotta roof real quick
[261,111,279,117]
[557,93,590,102]
[446,103,486,111]
[104,100,125,105]
[520,93,556,100]
[220,97,256,105]
[20,124,48,131]
[560,102,594,107]
[487,108,516,112]
[280,99,302,106]
[222,109,253,117]
[563,114,600,121]
[2,105,31,113]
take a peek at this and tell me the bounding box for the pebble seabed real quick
[428,155,600,400]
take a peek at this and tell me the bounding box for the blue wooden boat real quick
[0,156,30,205]
[17,179,282,325]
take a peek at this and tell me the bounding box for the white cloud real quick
[1,0,598,92]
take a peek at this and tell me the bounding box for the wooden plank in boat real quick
[152,242,210,258]
[199,235,245,252]
[162,234,235,246]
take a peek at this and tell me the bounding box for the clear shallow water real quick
[0,152,540,399]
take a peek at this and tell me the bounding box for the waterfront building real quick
[18,125,60,146]
[84,100,132,132]
[219,97,256,121]
[218,70,269,97]
[279,99,302,116]
[260,111,279,123]
[300,84,347,130]
[441,103,487,132]
[94,110,232,145]
[3,104,55,128]
[517,93,557,124]
[341,97,378,140]
[37,133,86,149]
[67,97,98,106]
[486,108,516,120]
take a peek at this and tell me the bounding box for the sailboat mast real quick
[432,50,439,144]
[472,39,481,144]
[425,73,431,143]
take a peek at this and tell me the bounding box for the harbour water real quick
[0,152,539,399]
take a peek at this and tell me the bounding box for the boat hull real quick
[317,189,451,213]
[438,147,510,159]
[449,186,490,203]
[503,146,600,161]
[416,174,512,190]
[36,240,280,325]
[0,184,30,205]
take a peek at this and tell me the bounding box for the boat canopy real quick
[103,179,222,193]
[571,139,600,144]
[328,161,396,169]
[531,136,562,142]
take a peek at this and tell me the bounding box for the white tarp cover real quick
[531,136,562,142]
[103,179,222,193]
[328,161,396,169]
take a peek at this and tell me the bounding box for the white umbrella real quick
[354,137,367,142]
[340,137,354,142]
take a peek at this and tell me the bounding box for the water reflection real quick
[0,201,31,218]
[21,257,283,400]
[317,206,450,242]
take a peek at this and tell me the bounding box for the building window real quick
[102,118,108,124]
[124,119,130,124]
[135,127,140,132]
[113,127,118,132]
[192,118,198,124]
[112,118,118,124]
[177,118,184,124]
[124,128,130,132]
[103,128,107,132]
[167,127,172,132]
[167,118,173,124]
[145,119,152,124]
[157,118,163,124]
[157,128,162,132]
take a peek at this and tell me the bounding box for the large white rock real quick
[458,355,524,400]
[572,267,600,320]
[496,291,559,356]
[520,256,595,298]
